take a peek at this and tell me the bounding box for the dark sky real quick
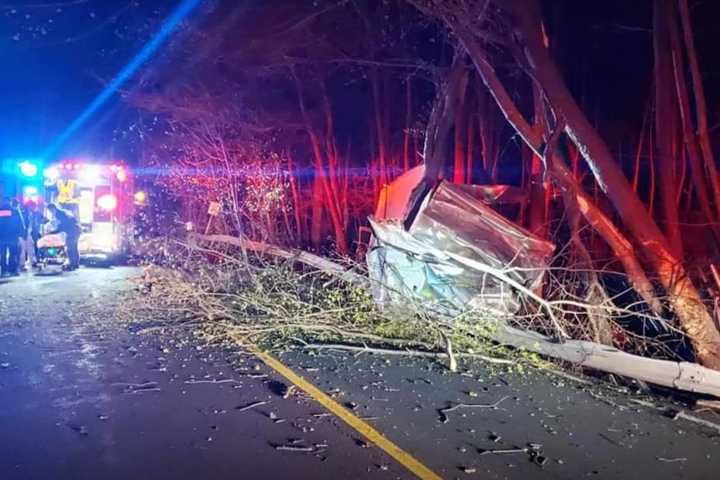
[0,0,179,160]
[2,0,720,164]
[550,0,720,143]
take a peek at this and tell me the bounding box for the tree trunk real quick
[310,175,323,249]
[649,121,657,213]
[678,0,720,220]
[287,155,304,244]
[528,147,546,236]
[543,124,614,345]
[501,0,720,368]
[466,111,476,183]
[669,4,720,239]
[453,109,466,183]
[632,99,651,193]
[453,71,470,183]
[370,68,388,187]
[653,0,684,258]
[452,27,662,314]
[403,78,413,172]
[409,0,720,368]
[505,0,720,368]
[559,173,614,345]
[553,153,664,317]
[477,100,497,182]
[192,234,368,288]
[307,128,349,255]
[320,84,347,229]
[404,53,468,228]
[422,53,468,183]
[528,85,547,237]
[292,72,349,255]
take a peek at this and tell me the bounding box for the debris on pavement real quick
[235,400,269,412]
[438,395,510,423]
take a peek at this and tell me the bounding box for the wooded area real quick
[128,0,720,371]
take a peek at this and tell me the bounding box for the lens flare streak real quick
[44,0,203,159]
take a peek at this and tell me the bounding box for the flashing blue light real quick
[19,160,39,177]
[43,0,203,159]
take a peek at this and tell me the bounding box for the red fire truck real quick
[41,160,136,263]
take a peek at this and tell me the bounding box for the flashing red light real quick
[116,169,127,182]
[97,194,118,211]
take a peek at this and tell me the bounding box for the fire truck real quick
[37,160,138,263]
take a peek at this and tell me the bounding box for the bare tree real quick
[409,0,720,368]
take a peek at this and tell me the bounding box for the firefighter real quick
[0,197,26,276]
[47,203,81,271]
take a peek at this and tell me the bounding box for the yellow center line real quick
[247,345,443,480]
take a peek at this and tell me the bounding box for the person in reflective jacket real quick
[47,204,81,271]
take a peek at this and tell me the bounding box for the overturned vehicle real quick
[367,166,554,320]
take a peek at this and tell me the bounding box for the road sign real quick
[207,201,221,216]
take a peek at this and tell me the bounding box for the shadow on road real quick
[33,271,64,277]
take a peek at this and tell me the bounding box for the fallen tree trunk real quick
[490,321,720,398]
[302,343,514,365]
[189,233,368,288]
[192,233,720,398]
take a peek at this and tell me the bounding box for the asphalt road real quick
[1,267,719,480]
[0,268,406,480]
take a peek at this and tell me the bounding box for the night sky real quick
[0,0,178,160]
[550,0,720,144]
[2,0,720,163]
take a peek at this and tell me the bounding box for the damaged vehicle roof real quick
[368,167,555,319]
